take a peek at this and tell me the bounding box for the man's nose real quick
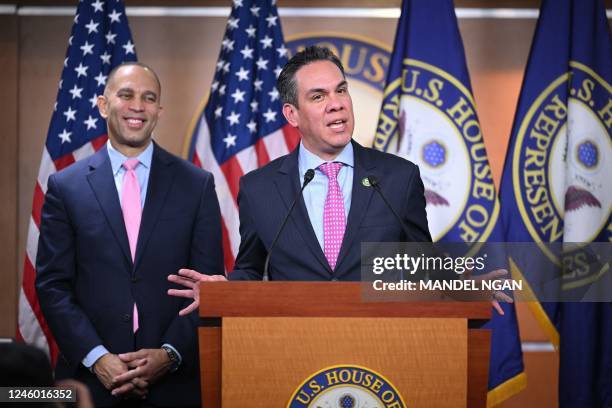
[326,94,343,112]
[129,98,144,111]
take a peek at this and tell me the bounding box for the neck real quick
[302,141,347,162]
[110,139,152,158]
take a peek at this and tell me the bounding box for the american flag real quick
[187,0,299,272]
[17,0,137,364]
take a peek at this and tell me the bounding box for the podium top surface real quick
[199,281,492,319]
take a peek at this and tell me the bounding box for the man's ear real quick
[282,103,299,128]
[96,95,109,119]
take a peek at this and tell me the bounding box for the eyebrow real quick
[306,80,348,95]
[116,87,158,98]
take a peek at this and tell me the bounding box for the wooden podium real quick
[198,281,491,407]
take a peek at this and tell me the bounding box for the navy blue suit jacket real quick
[35,143,223,406]
[230,140,431,281]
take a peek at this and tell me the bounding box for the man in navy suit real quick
[168,46,430,309]
[36,62,223,407]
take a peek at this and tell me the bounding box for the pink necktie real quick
[121,158,141,333]
[320,162,346,271]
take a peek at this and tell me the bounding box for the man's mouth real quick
[125,117,146,129]
[328,119,347,130]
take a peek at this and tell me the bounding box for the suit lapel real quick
[134,143,176,269]
[336,141,377,272]
[275,148,331,274]
[87,147,132,266]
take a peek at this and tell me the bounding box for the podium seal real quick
[287,365,406,407]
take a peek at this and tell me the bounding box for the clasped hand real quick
[92,348,172,399]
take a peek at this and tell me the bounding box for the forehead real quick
[107,65,160,93]
[294,60,345,92]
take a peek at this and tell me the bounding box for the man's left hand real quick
[111,349,172,397]
[472,268,514,315]
[168,268,228,316]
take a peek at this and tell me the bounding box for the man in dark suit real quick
[36,62,223,407]
[167,46,430,309]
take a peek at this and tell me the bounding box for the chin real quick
[332,135,352,147]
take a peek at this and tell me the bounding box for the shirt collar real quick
[298,140,354,175]
[107,140,154,176]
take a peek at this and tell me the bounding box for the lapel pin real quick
[362,177,371,187]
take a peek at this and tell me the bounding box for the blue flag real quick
[374,0,525,405]
[499,0,611,406]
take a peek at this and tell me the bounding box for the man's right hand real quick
[92,353,148,398]
[167,268,227,316]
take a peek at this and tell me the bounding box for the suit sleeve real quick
[402,164,433,242]
[35,174,104,366]
[161,172,224,365]
[228,177,267,280]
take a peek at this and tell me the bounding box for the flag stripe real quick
[254,138,270,167]
[91,134,108,152]
[21,256,58,364]
[282,125,300,152]
[219,156,244,204]
[32,184,45,228]
[25,218,39,267]
[262,128,290,160]
[37,149,55,193]
[18,287,47,352]
[192,151,203,168]
[72,142,96,162]
[235,145,258,176]
[54,154,75,172]
[221,220,235,273]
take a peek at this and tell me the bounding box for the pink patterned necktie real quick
[121,158,141,333]
[319,162,346,271]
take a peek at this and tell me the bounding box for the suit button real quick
[122,314,131,322]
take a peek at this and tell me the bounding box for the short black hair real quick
[104,61,162,96]
[277,46,345,107]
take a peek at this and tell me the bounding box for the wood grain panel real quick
[222,317,467,407]
[200,281,492,319]
[199,327,221,408]
[468,329,491,407]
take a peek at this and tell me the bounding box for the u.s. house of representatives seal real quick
[375,59,499,243]
[287,365,406,408]
[512,61,611,247]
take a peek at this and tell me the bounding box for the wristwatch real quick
[161,345,180,372]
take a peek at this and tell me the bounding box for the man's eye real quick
[312,94,323,101]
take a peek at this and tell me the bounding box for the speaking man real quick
[168,46,430,303]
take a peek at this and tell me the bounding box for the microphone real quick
[367,175,422,282]
[263,169,315,280]
[366,175,416,242]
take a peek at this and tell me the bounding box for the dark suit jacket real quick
[35,143,224,407]
[230,140,431,281]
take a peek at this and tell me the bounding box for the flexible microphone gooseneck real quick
[263,169,316,280]
[367,175,416,242]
